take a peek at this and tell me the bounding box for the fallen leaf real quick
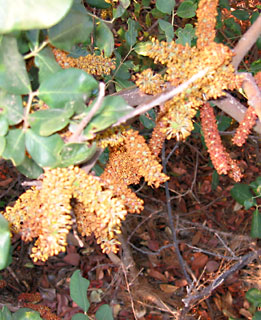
[159,284,178,293]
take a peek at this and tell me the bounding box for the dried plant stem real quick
[113,69,209,126]
[69,82,105,143]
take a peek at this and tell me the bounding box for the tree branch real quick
[232,14,261,70]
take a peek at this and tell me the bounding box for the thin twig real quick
[113,68,209,126]
[182,250,259,308]
[162,142,192,285]
[69,82,105,143]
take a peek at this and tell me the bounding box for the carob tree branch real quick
[232,14,261,70]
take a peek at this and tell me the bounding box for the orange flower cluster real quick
[52,47,116,76]
[134,68,165,95]
[200,103,242,182]
[232,106,258,147]
[135,0,243,174]
[100,129,169,212]
[195,0,218,49]
[254,72,261,89]
[4,166,130,260]
[22,303,61,320]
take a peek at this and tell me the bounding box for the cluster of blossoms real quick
[133,0,260,182]
[51,47,116,76]
[4,167,129,261]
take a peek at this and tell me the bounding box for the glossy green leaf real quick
[158,19,174,42]
[224,18,241,36]
[113,4,126,19]
[25,130,64,167]
[70,270,90,313]
[12,308,42,320]
[71,314,89,320]
[250,176,261,196]
[34,47,62,83]
[120,0,130,9]
[0,90,23,125]
[134,41,151,56]
[251,209,261,239]
[95,22,114,57]
[95,304,114,320]
[58,142,96,167]
[0,0,73,33]
[217,115,232,131]
[231,9,249,21]
[83,96,133,138]
[253,311,261,320]
[246,288,261,308]
[85,0,111,9]
[29,107,74,136]
[175,24,196,46]
[0,36,31,94]
[156,0,175,14]
[2,129,25,165]
[176,1,197,18]
[0,136,6,156]
[0,214,11,271]
[219,0,230,9]
[0,116,8,136]
[38,69,98,109]
[16,156,44,179]
[0,306,12,320]
[125,18,138,47]
[139,113,155,130]
[48,5,93,51]
[250,60,261,74]
[230,183,256,208]
[25,30,40,48]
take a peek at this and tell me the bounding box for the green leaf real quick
[217,115,232,131]
[253,312,261,320]
[0,136,6,156]
[71,314,89,320]
[85,0,111,9]
[70,270,90,313]
[48,4,93,51]
[0,214,11,270]
[224,18,241,36]
[0,90,23,125]
[16,156,43,179]
[250,60,261,74]
[0,36,31,94]
[176,1,197,19]
[2,129,25,166]
[34,47,62,83]
[0,306,12,320]
[139,113,155,130]
[12,308,42,320]
[120,0,130,9]
[250,176,261,196]
[211,170,219,191]
[125,18,138,47]
[83,96,133,139]
[25,130,64,167]
[95,22,114,57]
[251,209,261,239]
[0,0,73,33]
[0,116,8,136]
[38,68,98,109]
[175,24,196,46]
[95,304,114,320]
[219,0,230,9]
[156,0,175,14]
[230,184,256,208]
[134,41,152,56]
[231,9,249,21]
[158,19,174,42]
[246,288,261,308]
[28,107,74,136]
[25,30,40,49]
[58,142,96,167]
